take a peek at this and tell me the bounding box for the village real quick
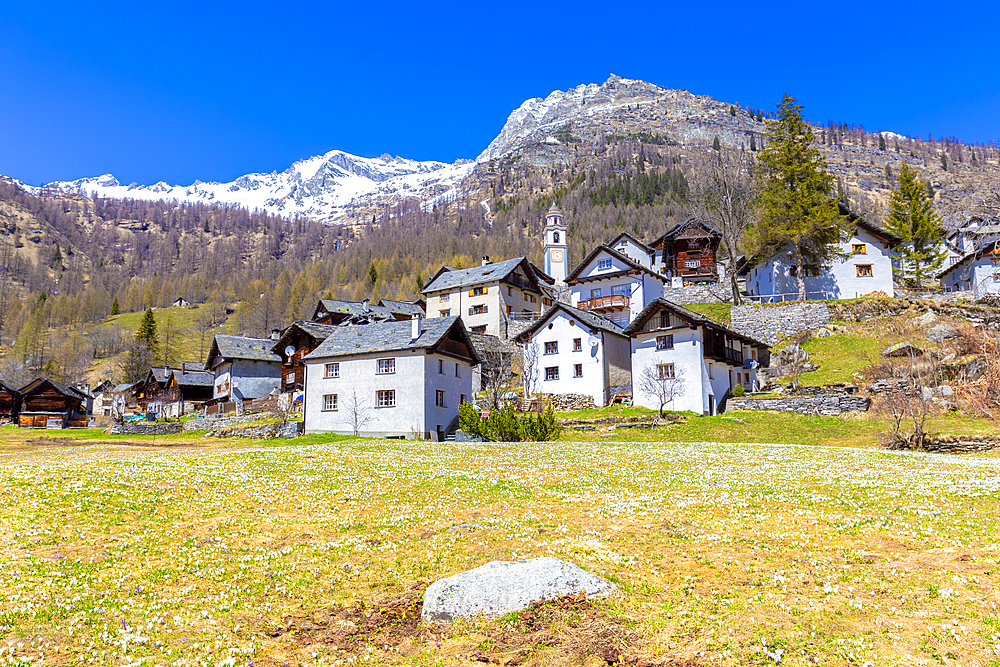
[3,197,996,443]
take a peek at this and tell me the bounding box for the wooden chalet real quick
[161,364,214,416]
[650,218,722,284]
[135,367,175,411]
[0,381,22,422]
[271,321,340,395]
[311,298,424,326]
[18,378,87,428]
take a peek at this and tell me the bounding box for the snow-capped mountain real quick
[48,150,474,223]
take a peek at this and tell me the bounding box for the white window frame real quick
[435,390,446,408]
[544,366,559,381]
[573,364,583,378]
[324,363,339,378]
[376,390,396,407]
[377,358,396,374]
[322,394,338,411]
[597,259,612,270]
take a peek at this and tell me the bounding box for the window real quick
[790,266,818,277]
[506,305,512,314]
[435,390,446,407]
[286,371,295,382]
[440,294,450,302]
[470,304,488,315]
[656,334,674,350]
[322,394,338,411]
[684,259,701,268]
[439,309,451,317]
[573,338,582,352]
[591,288,603,298]
[744,372,750,384]
[598,259,612,270]
[994,273,1000,283]
[544,341,558,355]
[553,231,560,243]
[658,312,671,329]
[611,284,630,296]
[657,363,675,379]
[508,287,513,296]
[752,349,757,361]
[852,243,867,255]
[455,363,460,378]
[856,264,873,277]
[709,363,714,379]
[545,366,559,381]
[324,363,339,378]
[471,286,485,296]
[376,390,396,407]
[573,364,583,378]
[460,394,467,404]
[471,325,487,334]
[377,358,396,374]
[439,359,444,374]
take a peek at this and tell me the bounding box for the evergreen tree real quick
[52,244,63,265]
[749,134,757,152]
[135,307,159,357]
[712,136,722,151]
[110,296,120,316]
[940,153,948,171]
[729,104,737,116]
[885,163,946,286]
[368,262,379,287]
[878,134,887,151]
[746,94,847,301]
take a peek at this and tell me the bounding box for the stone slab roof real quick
[304,316,481,364]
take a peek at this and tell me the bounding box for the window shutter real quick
[468,289,475,296]
[468,307,474,316]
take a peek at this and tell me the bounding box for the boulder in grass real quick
[927,323,959,344]
[882,342,923,358]
[420,557,614,624]
[912,311,938,327]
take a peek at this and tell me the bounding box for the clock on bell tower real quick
[543,202,568,284]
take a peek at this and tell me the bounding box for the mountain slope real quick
[46,151,474,224]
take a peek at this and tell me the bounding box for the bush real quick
[458,401,562,442]
[732,386,746,397]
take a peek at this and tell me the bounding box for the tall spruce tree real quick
[885,163,946,286]
[746,93,846,301]
[135,307,159,357]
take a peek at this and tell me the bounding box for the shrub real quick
[458,401,562,442]
[732,385,746,397]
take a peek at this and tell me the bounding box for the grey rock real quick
[868,378,909,394]
[938,385,954,397]
[882,342,923,358]
[921,386,934,401]
[814,327,833,338]
[927,323,959,343]
[420,557,614,624]
[912,311,938,327]
[776,344,810,365]
[940,354,988,381]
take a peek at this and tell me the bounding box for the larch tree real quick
[884,163,946,286]
[746,93,847,301]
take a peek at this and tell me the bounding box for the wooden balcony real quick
[577,295,629,312]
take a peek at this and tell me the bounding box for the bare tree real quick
[690,148,758,304]
[520,341,540,398]
[479,342,516,409]
[636,363,685,418]
[343,390,373,436]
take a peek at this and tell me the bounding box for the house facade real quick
[938,240,1000,295]
[515,304,631,407]
[271,321,340,404]
[649,219,722,284]
[161,366,215,418]
[567,245,668,328]
[205,334,283,408]
[302,316,480,439]
[624,299,769,416]
[422,257,553,337]
[0,381,21,422]
[741,205,900,301]
[18,379,87,428]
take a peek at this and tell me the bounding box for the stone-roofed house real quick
[624,299,769,416]
[271,321,342,401]
[607,231,656,269]
[938,239,1000,296]
[302,315,480,439]
[205,334,283,408]
[311,298,423,326]
[566,244,669,328]
[422,257,554,338]
[739,203,901,301]
[161,364,215,418]
[379,299,426,319]
[515,303,631,407]
[18,378,88,428]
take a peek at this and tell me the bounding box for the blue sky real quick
[2,1,998,186]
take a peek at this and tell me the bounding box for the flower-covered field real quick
[1,433,998,666]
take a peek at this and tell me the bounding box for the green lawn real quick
[685,301,732,326]
[793,330,881,385]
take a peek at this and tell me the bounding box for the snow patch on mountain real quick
[48,150,474,223]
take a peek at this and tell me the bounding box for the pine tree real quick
[749,134,757,152]
[52,244,63,265]
[110,296,120,316]
[368,262,379,287]
[878,134,886,151]
[729,104,737,116]
[746,94,847,301]
[885,163,946,286]
[135,307,159,356]
[712,136,721,151]
[940,153,948,171]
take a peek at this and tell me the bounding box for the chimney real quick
[411,313,423,340]
[481,255,490,266]
[270,329,281,340]
[362,298,370,312]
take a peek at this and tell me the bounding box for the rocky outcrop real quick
[421,557,614,623]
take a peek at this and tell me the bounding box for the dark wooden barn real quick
[18,378,87,428]
[0,381,21,421]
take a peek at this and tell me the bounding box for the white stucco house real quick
[515,303,631,407]
[739,204,901,301]
[624,299,769,416]
[205,334,283,408]
[301,316,480,439]
[938,240,1000,296]
[566,244,669,328]
[607,231,656,269]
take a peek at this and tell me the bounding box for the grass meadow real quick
[0,429,998,666]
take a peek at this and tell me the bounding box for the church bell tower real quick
[543,202,568,284]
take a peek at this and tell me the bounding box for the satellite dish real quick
[284,345,296,358]
[588,336,600,348]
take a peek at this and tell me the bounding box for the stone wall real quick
[725,394,870,416]
[183,413,280,432]
[109,422,184,435]
[661,283,733,305]
[730,302,831,345]
[922,435,1000,454]
[203,421,302,439]
[533,393,597,412]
